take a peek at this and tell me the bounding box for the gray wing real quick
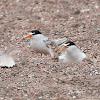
[53,36,68,46]
[43,38,52,48]
[43,36,68,48]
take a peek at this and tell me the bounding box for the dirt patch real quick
[0,0,100,100]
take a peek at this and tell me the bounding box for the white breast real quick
[59,46,86,62]
[30,34,50,54]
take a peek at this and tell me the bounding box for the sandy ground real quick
[0,0,100,100]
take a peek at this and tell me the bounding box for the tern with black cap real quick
[24,30,68,58]
[59,41,86,62]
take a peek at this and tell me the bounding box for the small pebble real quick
[17,17,22,20]
[16,0,20,2]
[81,9,90,12]
[96,28,100,33]
[73,96,77,99]
[74,10,80,14]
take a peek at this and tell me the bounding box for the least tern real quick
[59,41,86,62]
[24,30,68,58]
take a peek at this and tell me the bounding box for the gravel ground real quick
[0,0,100,100]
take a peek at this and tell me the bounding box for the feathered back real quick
[47,41,61,59]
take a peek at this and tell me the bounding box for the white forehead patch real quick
[66,43,70,46]
[30,32,35,35]
[63,43,68,46]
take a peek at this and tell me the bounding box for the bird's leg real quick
[52,57,59,62]
[40,53,43,58]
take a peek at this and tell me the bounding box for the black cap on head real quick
[65,41,75,46]
[30,30,42,35]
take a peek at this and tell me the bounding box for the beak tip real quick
[60,46,68,51]
[24,35,32,39]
